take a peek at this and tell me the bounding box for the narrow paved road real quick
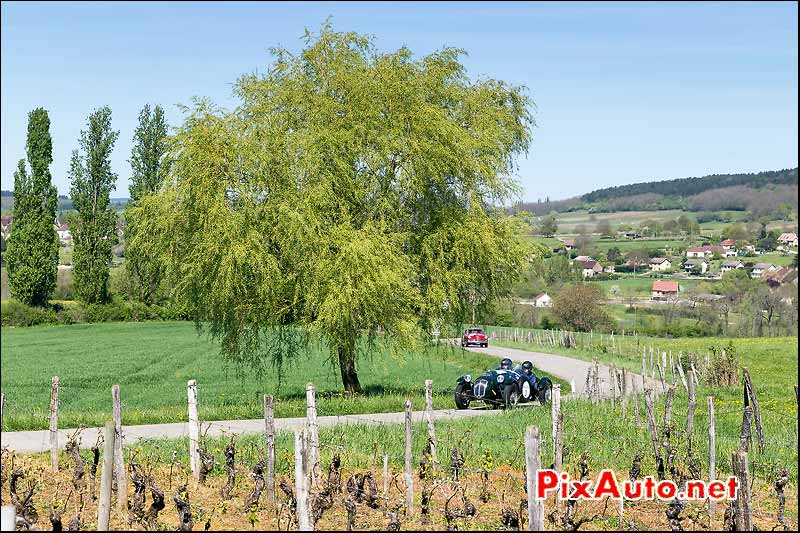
[466,345,661,396]
[1,345,656,454]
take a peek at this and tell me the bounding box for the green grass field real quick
[593,238,688,253]
[757,252,797,267]
[0,321,568,431]
[118,331,798,490]
[589,277,699,297]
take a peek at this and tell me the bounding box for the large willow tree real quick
[133,26,534,392]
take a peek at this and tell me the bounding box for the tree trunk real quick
[338,346,362,393]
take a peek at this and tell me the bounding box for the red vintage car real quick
[461,327,488,348]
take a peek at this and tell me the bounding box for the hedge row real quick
[1,299,192,327]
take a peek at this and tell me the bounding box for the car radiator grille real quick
[474,380,488,399]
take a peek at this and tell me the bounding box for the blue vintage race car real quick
[454,359,552,409]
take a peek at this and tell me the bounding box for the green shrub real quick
[1,300,57,326]
[1,298,190,327]
[57,303,87,325]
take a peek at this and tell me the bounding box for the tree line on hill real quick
[583,168,797,202]
[514,168,798,217]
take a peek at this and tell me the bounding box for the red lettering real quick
[560,473,570,499]
[708,481,727,500]
[624,480,643,500]
[726,476,739,499]
[643,476,657,499]
[685,481,704,499]
[571,481,592,499]
[656,481,677,500]
[594,470,621,499]
[536,470,559,499]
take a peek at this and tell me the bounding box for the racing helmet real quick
[499,358,513,370]
[521,361,533,375]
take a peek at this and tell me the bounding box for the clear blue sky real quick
[1,1,797,201]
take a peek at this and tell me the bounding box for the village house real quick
[0,214,11,240]
[751,263,777,279]
[574,255,592,262]
[561,238,576,251]
[576,258,603,278]
[531,292,553,308]
[720,239,736,251]
[763,267,798,288]
[686,244,734,258]
[649,257,672,272]
[604,264,616,274]
[777,232,798,249]
[651,280,679,301]
[739,244,758,255]
[55,223,71,243]
[684,258,708,274]
[720,260,745,273]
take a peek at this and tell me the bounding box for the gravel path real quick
[1,345,656,454]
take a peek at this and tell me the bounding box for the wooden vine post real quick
[97,421,115,531]
[264,394,276,501]
[306,383,320,487]
[111,384,127,510]
[707,396,716,516]
[294,429,313,531]
[423,379,438,465]
[404,399,414,514]
[551,384,563,474]
[187,380,200,482]
[731,450,753,531]
[525,426,544,531]
[49,376,60,472]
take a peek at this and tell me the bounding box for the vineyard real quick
[1,343,797,531]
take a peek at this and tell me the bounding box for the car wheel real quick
[537,380,552,405]
[502,383,520,410]
[454,382,472,410]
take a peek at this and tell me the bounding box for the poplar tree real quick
[6,108,59,306]
[69,106,119,304]
[125,104,171,303]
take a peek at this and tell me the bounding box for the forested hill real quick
[582,168,797,202]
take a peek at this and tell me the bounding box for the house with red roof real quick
[651,280,679,301]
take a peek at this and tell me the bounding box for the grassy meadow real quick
[0,321,569,431]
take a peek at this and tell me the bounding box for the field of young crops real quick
[0,321,518,431]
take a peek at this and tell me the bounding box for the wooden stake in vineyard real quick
[707,396,716,517]
[686,369,696,452]
[187,380,200,482]
[621,368,628,419]
[294,429,313,531]
[264,394,276,501]
[731,450,753,531]
[404,399,414,514]
[49,376,60,472]
[742,368,765,454]
[306,383,320,487]
[97,421,115,531]
[631,378,641,428]
[423,379,438,465]
[551,384,562,474]
[525,426,544,531]
[111,384,127,511]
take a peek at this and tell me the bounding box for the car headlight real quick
[464,374,472,383]
[497,375,505,383]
